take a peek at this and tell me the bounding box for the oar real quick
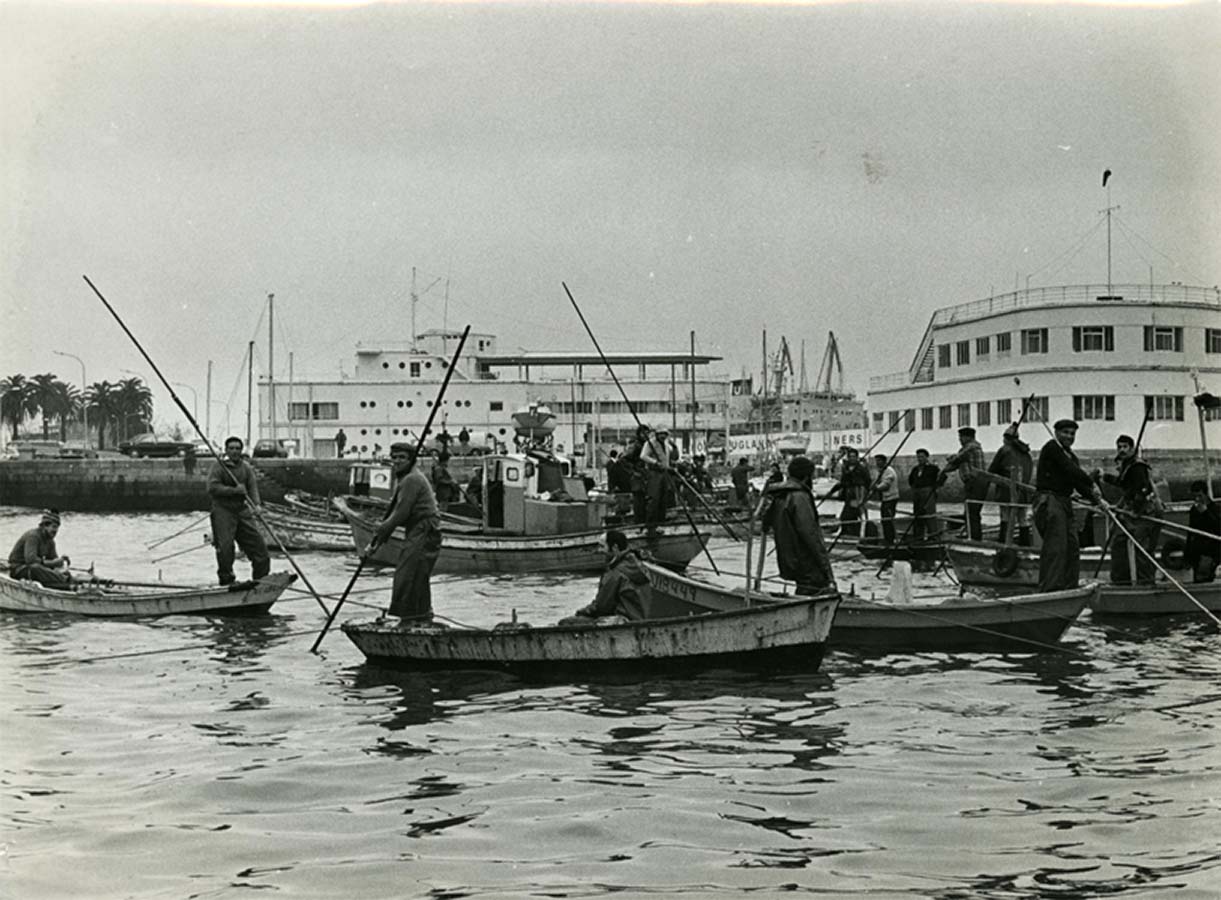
[82,275,333,618]
[561,281,727,574]
[310,325,471,653]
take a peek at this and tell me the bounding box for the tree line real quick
[0,373,154,449]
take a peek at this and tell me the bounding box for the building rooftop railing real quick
[931,282,1219,328]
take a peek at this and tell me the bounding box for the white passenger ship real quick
[257,329,731,460]
[866,282,1221,457]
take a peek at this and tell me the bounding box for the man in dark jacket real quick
[988,423,1034,545]
[941,426,988,540]
[730,457,754,509]
[567,530,650,620]
[907,449,941,541]
[1100,434,1161,585]
[207,436,271,587]
[7,509,72,588]
[1033,419,1103,592]
[621,424,651,522]
[766,455,836,595]
[827,447,870,537]
[1185,480,1220,583]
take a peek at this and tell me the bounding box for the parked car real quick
[252,438,297,459]
[118,433,194,458]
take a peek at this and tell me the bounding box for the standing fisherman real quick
[907,449,941,541]
[827,446,870,537]
[940,426,987,540]
[372,442,443,620]
[640,426,676,527]
[206,437,271,587]
[872,453,900,544]
[730,457,754,509]
[988,423,1034,546]
[1185,480,1220,583]
[621,424,651,524]
[1033,419,1103,592]
[1098,433,1161,585]
[766,456,836,594]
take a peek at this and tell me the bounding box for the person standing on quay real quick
[334,428,347,458]
[767,455,836,594]
[373,442,442,620]
[1033,419,1102,592]
[941,426,987,540]
[206,436,271,586]
[872,453,900,544]
[907,449,940,541]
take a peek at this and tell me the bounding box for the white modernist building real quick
[866,282,1221,458]
[258,329,731,461]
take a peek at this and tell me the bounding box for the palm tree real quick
[114,376,154,441]
[29,372,60,440]
[48,380,83,441]
[0,374,38,441]
[85,380,120,449]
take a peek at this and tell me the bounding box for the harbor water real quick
[1,507,1218,899]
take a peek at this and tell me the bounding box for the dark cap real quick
[388,442,415,454]
[1053,419,1079,431]
[787,455,815,480]
[958,427,976,437]
[1116,434,1135,446]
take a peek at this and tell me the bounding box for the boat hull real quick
[334,497,709,574]
[0,572,297,617]
[341,594,839,676]
[642,562,1094,652]
[1090,580,1221,616]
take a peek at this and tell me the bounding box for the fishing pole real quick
[311,325,471,653]
[562,282,739,560]
[82,275,332,616]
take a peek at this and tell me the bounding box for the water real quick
[2,507,1219,899]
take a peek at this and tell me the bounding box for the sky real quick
[2,0,1219,437]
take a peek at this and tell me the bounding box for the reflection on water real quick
[2,509,1219,898]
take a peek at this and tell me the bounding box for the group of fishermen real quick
[9,423,1220,627]
[604,423,712,529]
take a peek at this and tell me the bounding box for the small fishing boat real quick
[855,538,946,566]
[340,592,839,676]
[642,561,1095,652]
[334,495,708,574]
[0,570,297,617]
[258,502,354,552]
[944,540,1104,589]
[1087,580,1221,616]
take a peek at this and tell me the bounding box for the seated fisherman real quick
[563,530,650,622]
[8,509,72,588]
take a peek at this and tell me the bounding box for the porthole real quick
[382,362,389,369]
[398,362,406,369]
[359,401,367,408]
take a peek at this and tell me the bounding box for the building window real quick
[1207,329,1221,354]
[873,412,885,434]
[938,405,952,429]
[410,362,421,377]
[996,332,1012,356]
[975,335,990,358]
[938,344,952,368]
[957,403,971,428]
[489,401,503,412]
[904,409,915,431]
[921,407,934,430]
[976,401,991,427]
[956,340,970,366]
[888,410,901,430]
[1026,396,1049,424]
[1205,406,1221,422]
[1072,325,1114,352]
[1145,395,1184,421]
[288,402,309,420]
[1144,326,1183,352]
[996,399,1012,424]
[1073,395,1115,421]
[1020,328,1049,354]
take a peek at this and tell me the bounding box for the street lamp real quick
[52,350,88,449]
[172,382,199,421]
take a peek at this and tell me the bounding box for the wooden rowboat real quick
[0,571,297,617]
[642,561,1095,653]
[340,593,839,676]
[1086,580,1221,616]
[333,496,709,575]
[944,540,1104,589]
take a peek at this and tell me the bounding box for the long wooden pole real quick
[311,325,472,653]
[82,275,332,617]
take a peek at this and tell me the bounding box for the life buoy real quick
[1160,538,1188,570]
[991,547,1021,578]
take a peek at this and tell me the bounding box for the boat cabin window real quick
[535,457,566,494]
[505,465,521,482]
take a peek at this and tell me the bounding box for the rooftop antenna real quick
[1101,169,1119,296]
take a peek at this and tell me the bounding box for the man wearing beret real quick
[373,442,443,619]
[1034,419,1103,591]
[7,509,72,588]
[941,426,987,540]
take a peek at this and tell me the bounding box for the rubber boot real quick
[1018,526,1032,547]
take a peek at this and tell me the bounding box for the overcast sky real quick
[3,0,1218,433]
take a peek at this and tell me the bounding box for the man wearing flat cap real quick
[640,426,677,527]
[1034,418,1102,591]
[7,509,72,588]
[373,441,443,619]
[941,425,987,540]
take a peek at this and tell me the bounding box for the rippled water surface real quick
[2,507,1219,899]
